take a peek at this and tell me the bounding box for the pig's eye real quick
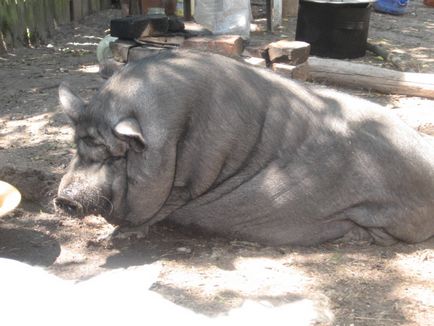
[81,136,93,146]
[81,136,102,147]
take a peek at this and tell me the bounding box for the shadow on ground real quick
[0,226,61,266]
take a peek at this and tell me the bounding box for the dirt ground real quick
[1,2,434,325]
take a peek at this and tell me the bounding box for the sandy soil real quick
[1,2,434,325]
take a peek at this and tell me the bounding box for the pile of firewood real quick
[103,14,434,99]
[104,14,311,83]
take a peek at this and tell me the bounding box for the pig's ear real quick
[114,118,146,152]
[59,82,84,124]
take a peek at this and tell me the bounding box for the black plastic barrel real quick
[295,0,373,59]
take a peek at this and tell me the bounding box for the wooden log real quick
[308,57,434,99]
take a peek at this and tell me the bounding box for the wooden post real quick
[82,0,90,18]
[129,0,141,14]
[102,0,113,9]
[282,0,299,17]
[0,31,7,54]
[90,0,101,13]
[71,0,83,21]
[184,0,192,21]
[53,0,71,25]
[273,0,282,27]
[266,0,272,32]
[22,0,33,44]
[14,0,25,46]
[44,0,56,38]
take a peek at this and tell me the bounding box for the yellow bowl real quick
[0,181,21,217]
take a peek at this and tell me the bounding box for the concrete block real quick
[110,39,137,63]
[272,62,309,81]
[267,40,310,65]
[184,21,213,37]
[242,57,267,68]
[243,45,268,59]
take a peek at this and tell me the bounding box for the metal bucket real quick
[295,0,375,59]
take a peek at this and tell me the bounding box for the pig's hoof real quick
[89,224,149,248]
[111,224,150,240]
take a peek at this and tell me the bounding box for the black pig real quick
[56,50,434,246]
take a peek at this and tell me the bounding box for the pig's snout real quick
[54,196,84,216]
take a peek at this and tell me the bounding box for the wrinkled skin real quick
[56,50,434,246]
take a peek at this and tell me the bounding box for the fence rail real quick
[0,0,113,53]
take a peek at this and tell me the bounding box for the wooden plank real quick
[184,0,192,20]
[90,0,100,13]
[72,0,83,21]
[100,0,113,10]
[0,31,7,54]
[138,35,184,46]
[23,0,34,45]
[33,0,44,42]
[273,0,282,27]
[308,56,434,99]
[82,0,90,18]
[1,0,73,50]
[44,0,56,38]
[15,0,27,45]
[53,0,71,25]
[63,0,72,23]
[0,1,11,49]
